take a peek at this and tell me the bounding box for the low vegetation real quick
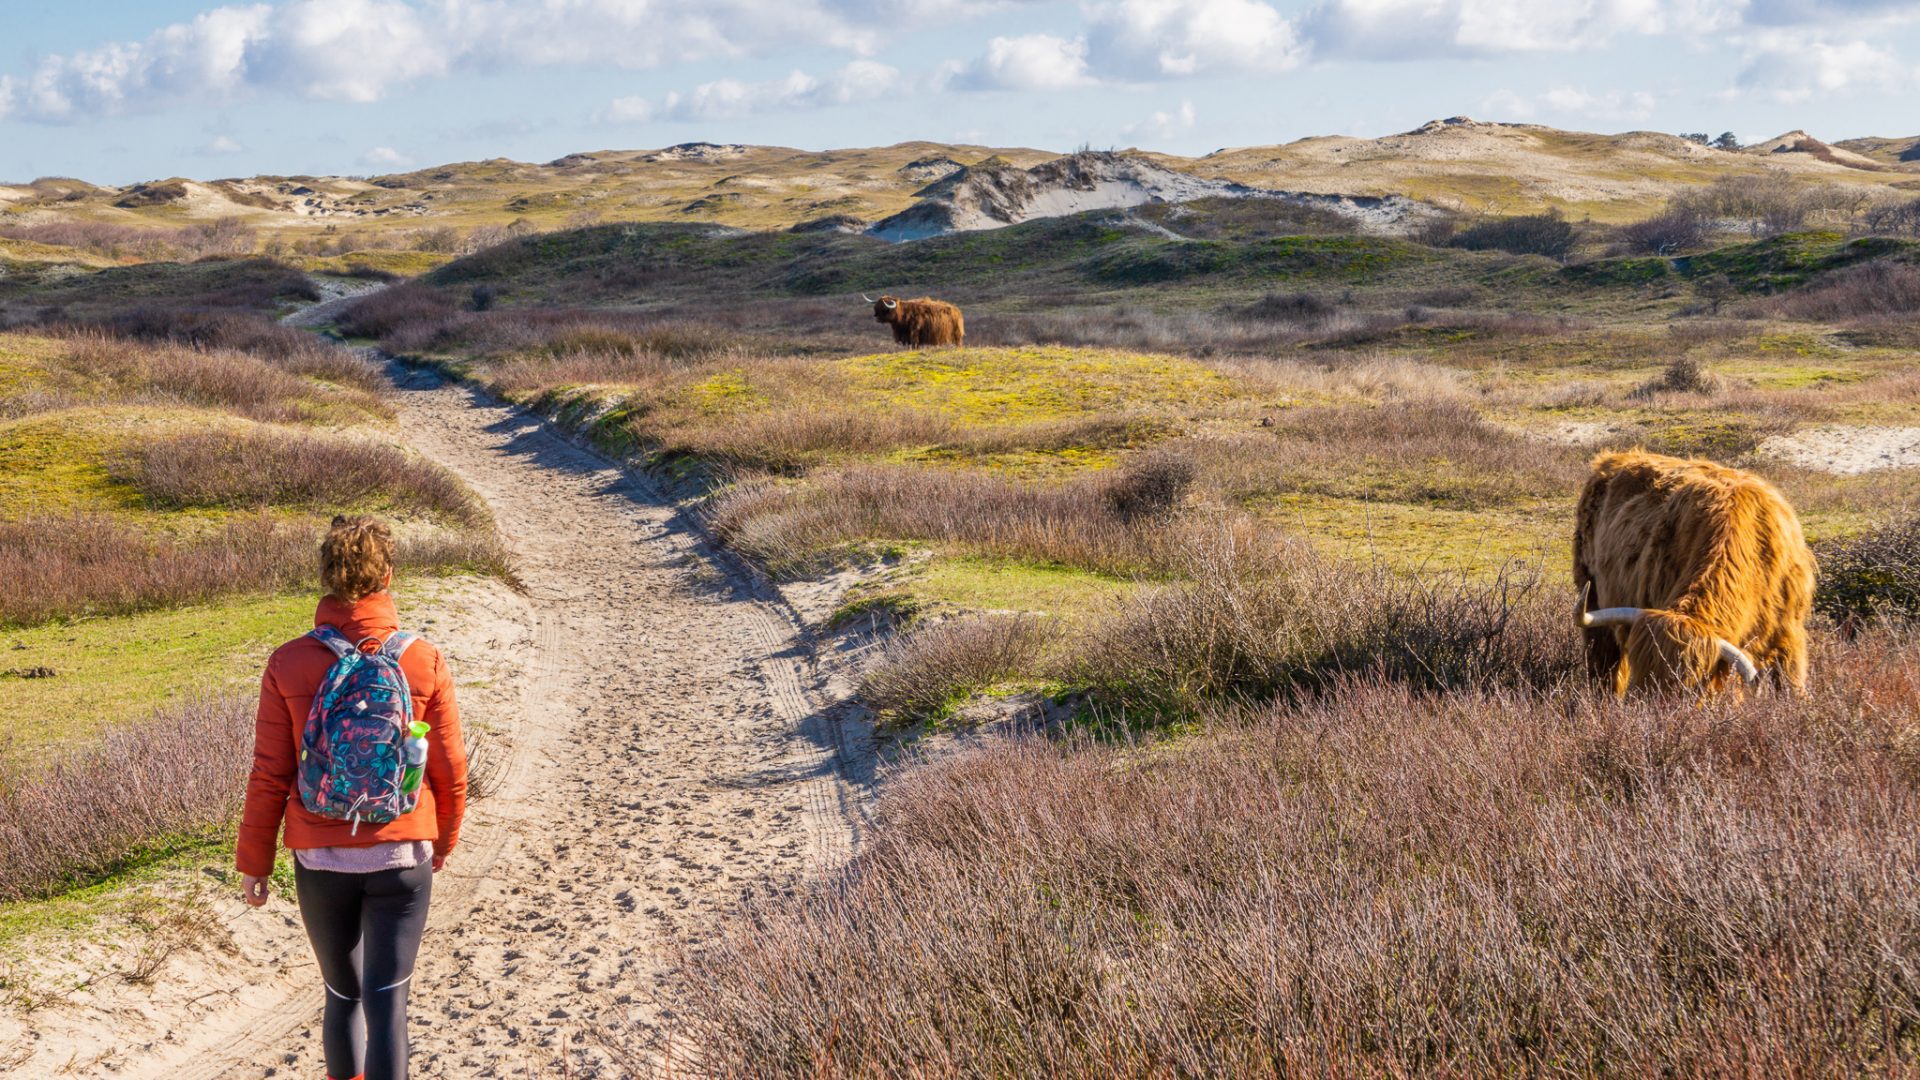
[0,694,252,903]
[10,175,1920,1073]
[676,629,1920,1076]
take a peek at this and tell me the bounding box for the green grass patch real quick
[1253,492,1569,578]
[843,346,1233,425]
[1682,232,1915,293]
[0,411,145,515]
[0,590,312,751]
[907,554,1132,619]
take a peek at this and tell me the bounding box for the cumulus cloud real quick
[1125,98,1197,140]
[956,33,1095,90]
[203,134,246,154]
[359,146,411,169]
[1298,0,1740,60]
[1087,0,1305,77]
[609,60,909,122]
[1733,33,1916,101]
[1480,84,1656,124]
[0,0,887,123]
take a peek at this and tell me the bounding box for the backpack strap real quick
[308,625,355,659]
[381,630,419,661]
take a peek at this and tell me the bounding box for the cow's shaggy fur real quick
[1574,451,1816,695]
[872,295,964,347]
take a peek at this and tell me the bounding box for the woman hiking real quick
[238,515,468,1080]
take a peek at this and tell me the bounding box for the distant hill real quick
[1835,135,1920,165]
[3,121,1916,255]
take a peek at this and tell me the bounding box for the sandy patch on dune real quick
[1761,426,1920,474]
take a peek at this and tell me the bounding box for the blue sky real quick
[4,0,1919,184]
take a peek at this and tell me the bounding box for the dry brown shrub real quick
[706,464,1256,578]
[0,512,511,627]
[1064,528,1573,712]
[859,614,1059,721]
[673,629,1920,1077]
[111,428,484,525]
[45,331,385,423]
[0,694,252,902]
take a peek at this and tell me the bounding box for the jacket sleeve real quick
[236,663,296,878]
[423,646,468,859]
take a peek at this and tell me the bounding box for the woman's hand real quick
[431,852,447,873]
[241,874,270,906]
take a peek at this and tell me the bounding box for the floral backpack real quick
[297,625,423,832]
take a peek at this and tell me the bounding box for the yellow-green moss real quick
[843,346,1235,425]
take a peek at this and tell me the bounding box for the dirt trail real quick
[226,357,871,1077]
[5,319,872,1076]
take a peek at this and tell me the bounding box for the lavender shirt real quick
[296,840,433,873]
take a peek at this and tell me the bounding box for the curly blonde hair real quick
[321,515,394,602]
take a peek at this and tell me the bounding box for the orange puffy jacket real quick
[236,591,467,878]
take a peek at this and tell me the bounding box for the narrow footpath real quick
[194,349,869,1077]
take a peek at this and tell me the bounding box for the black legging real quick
[294,860,433,1080]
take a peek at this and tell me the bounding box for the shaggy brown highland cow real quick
[1574,450,1816,695]
[865,294,964,347]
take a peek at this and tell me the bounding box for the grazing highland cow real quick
[865,293,964,347]
[1574,451,1815,696]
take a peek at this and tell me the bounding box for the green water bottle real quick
[400,720,429,794]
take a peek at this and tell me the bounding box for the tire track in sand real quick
[219,356,869,1077]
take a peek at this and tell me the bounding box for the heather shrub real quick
[1241,291,1338,323]
[1816,515,1920,626]
[0,513,511,627]
[1765,260,1920,321]
[335,282,460,341]
[858,614,1058,721]
[109,428,484,525]
[1064,530,1573,713]
[1100,449,1195,522]
[94,308,384,392]
[674,631,1920,1077]
[706,465,1252,578]
[0,694,252,901]
[46,332,386,423]
[1449,212,1576,259]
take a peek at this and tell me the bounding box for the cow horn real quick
[1716,638,1761,685]
[883,298,897,310]
[862,294,876,303]
[1580,607,1646,628]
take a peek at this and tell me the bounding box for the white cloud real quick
[204,134,245,154]
[1125,98,1197,140]
[604,95,656,123]
[1541,85,1657,121]
[958,33,1095,90]
[0,0,889,123]
[1087,0,1305,77]
[1299,0,1740,60]
[1478,88,1536,120]
[359,146,411,168]
[611,60,909,122]
[1734,33,1916,101]
[1480,84,1655,124]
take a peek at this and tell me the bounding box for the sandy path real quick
[213,358,870,1078]
[32,348,866,1079]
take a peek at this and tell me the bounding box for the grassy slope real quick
[389,213,1920,624]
